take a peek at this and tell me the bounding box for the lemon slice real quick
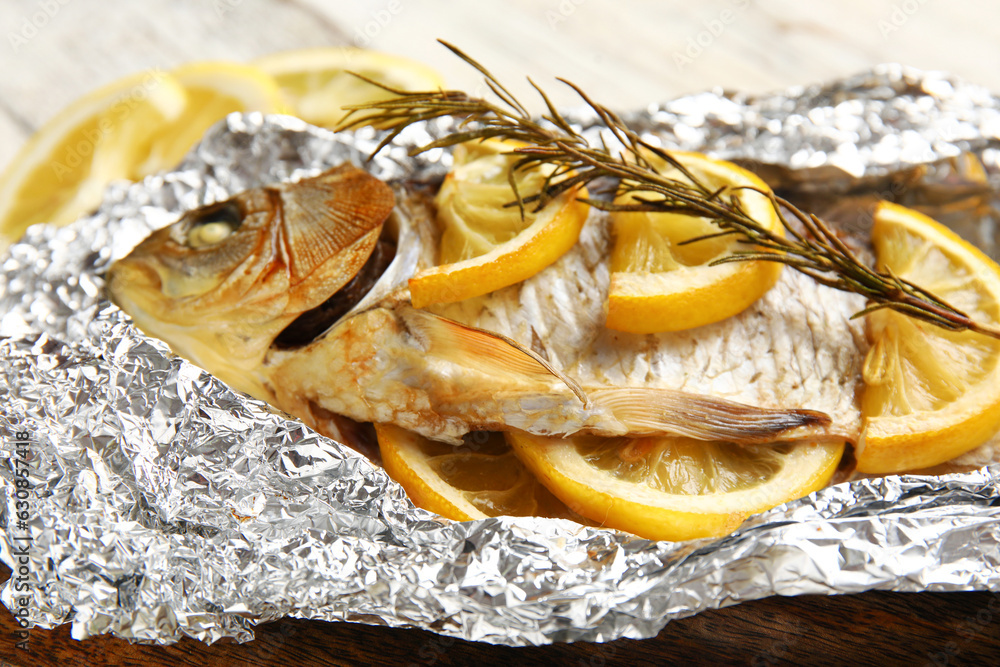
[0,62,285,246]
[0,70,188,243]
[506,431,844,542]
[135,61,286,176]
[409,138,589,308]
[607,151,783,333]
[253,47,444,128]
[857,201,1000,474]
[376,423,585,522]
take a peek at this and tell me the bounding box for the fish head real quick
[107,163,396,399]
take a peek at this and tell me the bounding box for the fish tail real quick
[586,386,832,443]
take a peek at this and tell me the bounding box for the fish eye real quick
[186,202,242,248]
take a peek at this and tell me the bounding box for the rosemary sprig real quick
[341,41,1000,340]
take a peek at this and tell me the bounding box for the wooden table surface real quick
[3,1,1000,664]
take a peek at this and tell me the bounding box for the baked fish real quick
[107,163,868,446]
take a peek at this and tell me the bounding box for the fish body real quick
[108,163,868,447]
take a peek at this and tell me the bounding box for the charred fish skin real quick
[107,164,396,401]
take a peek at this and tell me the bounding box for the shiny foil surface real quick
[2,67,1000,647]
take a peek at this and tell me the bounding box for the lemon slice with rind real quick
[376,423,585,522]
[409,138,589,308]
[0,61,286,246]
[253,47,444,128]
[857,201,1000,474]
[0,70,188,243]
[607,151,783,333]
[135,61,286,177]
[506,431,844,542]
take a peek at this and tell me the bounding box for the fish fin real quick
[399,308,589,404]
[587,386,832,443]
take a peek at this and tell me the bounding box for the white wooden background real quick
[2,0,1000,170]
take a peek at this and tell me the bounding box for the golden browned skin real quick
[107,164,395,400]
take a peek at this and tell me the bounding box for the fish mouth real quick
[271,237,397,349]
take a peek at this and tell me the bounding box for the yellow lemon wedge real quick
[606,151,783,333]
[0,70,188,244]
[409,138,589,308]
[857,201,1000,474]
[376,424,585,522]
[135,61,286,177]
[506,431,844,542]
[0,61,285,246]
[252,47,444,128]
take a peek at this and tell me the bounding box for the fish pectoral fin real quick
[399,307,588,404]
[588,387,832,443]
